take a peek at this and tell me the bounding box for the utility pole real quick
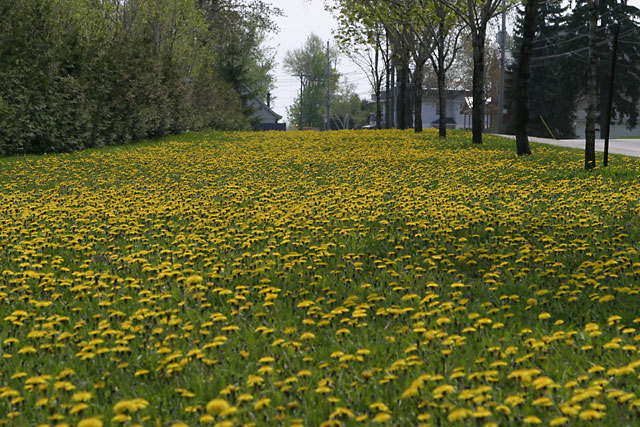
[325,41,331,131]
[297,74,304,129]
[498,0,506,134]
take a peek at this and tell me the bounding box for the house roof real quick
[250,93,283,121]
[460,96,498,114]
[239,84,282,121]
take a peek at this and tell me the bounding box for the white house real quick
[381,88,474,130]
[421,89,470,130]
[239,85,285,131]
[573,98,640,138]
[381,89,498,132]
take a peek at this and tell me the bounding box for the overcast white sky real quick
[264,0,640,125]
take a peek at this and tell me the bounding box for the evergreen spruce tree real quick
[595,0,640,134]
[508,0,577,139]
[564,0,640,136]
[508,0,640,140]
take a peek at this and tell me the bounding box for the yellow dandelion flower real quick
[447,408,471,422]
[532,397,553,407]
[433,384,455,398]
[199,414,214,423]
[247,375,264,387]
[300,332,315,340]
[206,399,230,415]
[495,405,511,415]
[113,398,149,414]
[72,391,92,402]
[369,402,390,412]
[579,410,606,420]
[329,407,355,419]
[111,414,131,423]
[253,398,270,410]
[237,393,253,402]
[472,407,491,418]
[373,412,392,423]
[77,418,103,427]
[402,386,419,399]
[70,403,89,414]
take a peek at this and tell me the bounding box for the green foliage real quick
[284,34,340,129]
[330,81,373,129]
[0,0,280,155]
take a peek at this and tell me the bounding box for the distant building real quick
[239,85,285,131]
[573,97,640,138]
[459,95,501,134]
[380,88,499,132]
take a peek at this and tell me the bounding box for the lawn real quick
[1,129,640,426]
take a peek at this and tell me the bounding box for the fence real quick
[257,123,286,131]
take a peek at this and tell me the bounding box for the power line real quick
[530,27,638,63]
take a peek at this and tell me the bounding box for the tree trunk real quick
[385,60,393,128]
[398,63,407,129]
[375,90,382,129]
[585,0,598,169]
[375,43,382,129]
[514,0,538,156]
[436,4,447,138]
[437,65,447,138]
[406,73,413,128]
[414,61,424,133]
[471,31,486,144]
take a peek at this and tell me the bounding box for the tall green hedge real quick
[0,0,254,156]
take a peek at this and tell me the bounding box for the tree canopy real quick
[507,0,640,139]
[0,0,281,155]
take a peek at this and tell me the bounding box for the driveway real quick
[494,134,640,158]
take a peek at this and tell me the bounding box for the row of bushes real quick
[0,0,256,156]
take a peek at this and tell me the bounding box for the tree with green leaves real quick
[441,0,502,144]
[330,79,374,129]
[0,0,281,155]
[387,0,466,136]
[329,0,389,129]
[198,0,282,98]
[284,33,340,129]
[328,0,414,129]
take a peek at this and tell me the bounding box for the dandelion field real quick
[1,129,640,426]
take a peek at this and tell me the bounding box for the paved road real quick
[494,134,640,158]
